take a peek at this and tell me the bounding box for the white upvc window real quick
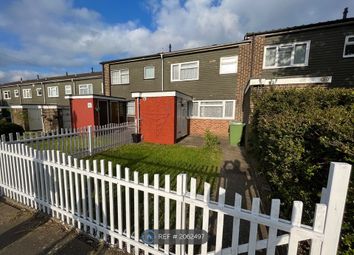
[47,86,59,98]
[343,35,354,58]
[263,41,311,69]
[189,100,235,119]
[144,66,155,79]
[36,88,42,96]
[14,90,19,98]
[3,90,11,99]
[220,56,238,74]
[22,88,32,98]
[171,61,199,81]
[65,85,72,95]
[78,84,93,95]
[127,101,135,116]
[111,69,129,84]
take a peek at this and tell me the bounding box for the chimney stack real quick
[66,72,68,76]
[91,67,94,73]
[343,7,348,19]
[169,44,172,52]
[37,74,39,80]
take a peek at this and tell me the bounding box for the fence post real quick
[88,126,93,156]
[320,162,352,255]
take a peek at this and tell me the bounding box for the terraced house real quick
[101,17,354,139]
[1,16,353,140]
[0,72,103,132]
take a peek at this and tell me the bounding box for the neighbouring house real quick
[0,72,103,132]
[101,17,354,141]
[0,16,353,142]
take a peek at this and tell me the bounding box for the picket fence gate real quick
[4,122,136,158]
[0,141,351,255]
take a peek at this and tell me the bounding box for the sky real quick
[0,0,353,84]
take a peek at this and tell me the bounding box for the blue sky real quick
[0,0,353,83]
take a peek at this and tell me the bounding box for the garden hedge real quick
[248,88,353,254]
[0,119,24,140]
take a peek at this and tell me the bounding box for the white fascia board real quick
[0,105,58,109]
[65,95,125,101]
[249,76,332,86]
[131,91,192,100]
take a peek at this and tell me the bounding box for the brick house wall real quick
[235,42,252,122]
[103,64,111,96]
[11,108,29,130]
[189,119,229,138]
[42,108,59,132]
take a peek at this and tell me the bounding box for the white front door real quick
[28,108,43,131]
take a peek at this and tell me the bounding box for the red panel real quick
[70,98,96,129]
[138,97,176,144]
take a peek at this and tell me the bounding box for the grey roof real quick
[245,17,354,37]
[0,71,102,87]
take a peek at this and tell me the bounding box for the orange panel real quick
[139,97,176,144]
[70,98,96,129]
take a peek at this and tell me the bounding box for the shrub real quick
[248,88,354,254]
[0,120,24,140]
[204,130,219,150]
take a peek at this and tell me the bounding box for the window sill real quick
[262,64,308,70]
[343,55,354,58]
[170,79,199,82]
[188,117,234,120]
[111,83,130,85]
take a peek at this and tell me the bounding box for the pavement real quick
[0,199,127,255]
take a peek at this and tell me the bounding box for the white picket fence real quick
[4,122,136,158]
[0,140,351,255]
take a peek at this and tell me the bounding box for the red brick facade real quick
[189,119,230,138]
[103,64,111,96]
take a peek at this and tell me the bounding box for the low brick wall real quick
[189,119,230,138]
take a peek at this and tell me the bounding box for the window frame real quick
[111,69,130,85]
[171,61,199,82]
[47,86,59,98]
[262,41,311,69]
[65,85,72,95]
[22,88,32,99]
[343,35,354,58]
[36,88,42,97]
[127,101,135,116]
[189,100,235,120]
[14,90,19,98]
[78,84,93,95]
[3,90,11,100]
[219,56,238,74]
[144,66,155,80]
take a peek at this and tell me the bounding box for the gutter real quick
[160,53,164,91]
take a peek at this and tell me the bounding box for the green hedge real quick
[0,119,24,140]
[248,88,353,254]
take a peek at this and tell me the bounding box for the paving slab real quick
[0,200,128,255]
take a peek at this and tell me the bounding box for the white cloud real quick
[0,0,353,83]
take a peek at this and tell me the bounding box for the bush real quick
[0,120,24,140]
[204,130,219,150]
[248,88,354,254]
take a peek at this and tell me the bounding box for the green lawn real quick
[86,143,222,195]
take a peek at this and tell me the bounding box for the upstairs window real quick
[220,56,238,74]
[14,90,19,98]
[22,89,32,99]
[343,35,354,58]
[65,85,72,95]
[144,66,155,79]
[111,69,129,84]
[171,61,199,81]
[36,88,42,96]
[189,100,235,119]
[79,84,93,95]
[3,90,11,99]
[47,86,59,98]
[263,41,310,69]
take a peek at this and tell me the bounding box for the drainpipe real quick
[42,82,46,104]
[160,53,164,91]
[19,84,22,105]
[136,97,140,134]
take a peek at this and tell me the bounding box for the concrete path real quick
[0,199,127,255]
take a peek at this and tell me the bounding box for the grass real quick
[86,143,222,196]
